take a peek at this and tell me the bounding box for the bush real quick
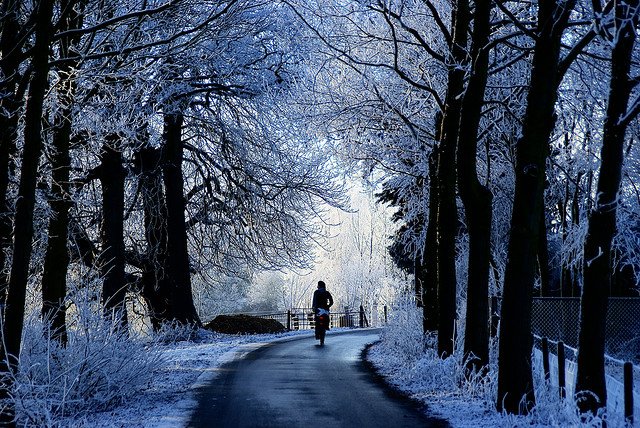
[11,310,162,426]
[204,314,286,334]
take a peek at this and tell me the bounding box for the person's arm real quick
[327,292,334,308]
[312,290,318,311]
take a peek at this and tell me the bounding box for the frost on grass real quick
[367,294,621,427]
[50,324,313,427]
[13,310,162,427]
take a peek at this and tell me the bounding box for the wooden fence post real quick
[625,361,634,424]
[558,341,566,399]
[541,337,550,382]
[287,310,291,331]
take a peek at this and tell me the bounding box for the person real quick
[312,281,333,338]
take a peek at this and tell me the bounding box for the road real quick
[188,329,450,427]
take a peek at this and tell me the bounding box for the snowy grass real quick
[11,299,635,427]
[366,297,633,427]
[52,327,316,427]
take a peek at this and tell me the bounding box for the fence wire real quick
[526,297,640,360]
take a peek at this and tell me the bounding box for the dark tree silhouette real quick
[576,0,639,414]
[498,0,576,414]
[457,0,493,371]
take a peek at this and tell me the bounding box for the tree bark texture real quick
[136,146,172,330]
[0,0,23,307]
[99,141,128,327]
[0,0,55,424]
[435,0,469,358]
[162,112,201,326]
[497,0,575,414]
[41,103,72,345]
[41,0,84,345]
[422,148,440,332]
[576,0,638,414]
[457,0,492,372]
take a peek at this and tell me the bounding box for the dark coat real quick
[312,288,334,311]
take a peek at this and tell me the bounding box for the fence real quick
[533,335,640,424]
[217,305,386,331]
[529,297,640,359]
[491,296,640,422]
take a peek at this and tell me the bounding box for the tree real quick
[497,0,578,414]
[0,0,56,423]
[576,0,640,414]
[457,0,493,371]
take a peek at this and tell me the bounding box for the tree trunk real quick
[41,0,83,345]
[435,0,469,358]
[162,112,201,326]
[497,0,576,414]
[136,145,172,330]
[99,141,128,327]
[576,0,638,414]
[0,0,55,424]
[41,100,72,345]
[0,0,22,307]
[458,0,492,372]
[422,127,441,333]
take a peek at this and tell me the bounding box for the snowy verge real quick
[61,328,367,427]
[365,302,633,427]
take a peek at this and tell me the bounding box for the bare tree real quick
[576,0,640,415]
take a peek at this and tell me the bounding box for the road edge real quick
[360,341,452,428]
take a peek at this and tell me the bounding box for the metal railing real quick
[253,307,368,330]
[211,305,381,331]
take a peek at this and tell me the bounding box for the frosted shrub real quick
[369,290,501,422]
[153,321,210,344]
[12,309,162,426]
[377,292,425,365]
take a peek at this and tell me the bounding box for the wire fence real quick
[529,297,640,360]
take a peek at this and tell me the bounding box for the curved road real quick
[188,329,449,427]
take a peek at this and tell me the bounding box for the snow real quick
[60,329,316,427]
[365,328,635,427]
[58,322,635,427]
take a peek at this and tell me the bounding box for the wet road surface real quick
[188,329,449,427]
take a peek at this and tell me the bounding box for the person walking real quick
[312,281,333,339]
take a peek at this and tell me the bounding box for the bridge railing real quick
[213,305,385,331]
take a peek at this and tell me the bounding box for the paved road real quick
[188,329,449,427]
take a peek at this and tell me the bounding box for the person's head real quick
[317,280,326,289]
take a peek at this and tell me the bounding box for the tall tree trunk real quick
[458,0,492,372]
[436,0,469,358]
[41,0,84,345]
[576,0,638,414]
[422,148,439,332]
[41,103,72,344]
[0,0,55,424]
[162,112,201,325]
[0,0,23,307]
[497,0,576,414]
[99,141,128,327]
[136,145,172,330]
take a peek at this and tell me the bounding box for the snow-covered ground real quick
[365,311,635,428]
[57,323,634,427]
[60,328,317,427]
